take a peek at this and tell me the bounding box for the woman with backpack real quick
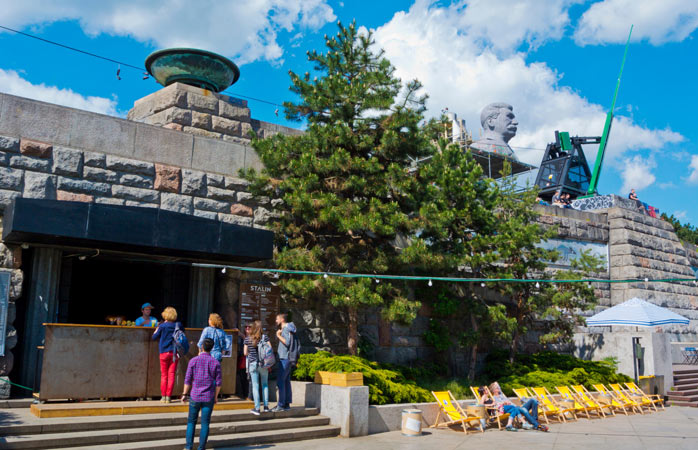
[243,320,270,415]
[197,313,227,362]
[152,307,185,403]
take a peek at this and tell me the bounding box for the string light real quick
[535,282,540,288]
[375,278,380,284]
[323,273,328,278]
[428,279,433,287]
[480,282,486,287]
[221,267,226,274]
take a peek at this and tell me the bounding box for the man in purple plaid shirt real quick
[181,338,221,450]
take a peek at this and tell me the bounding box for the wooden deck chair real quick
[609,383,653,413]
[512,387,553,425]
[431,391,485,434]
[555,386,594,419]
[469,386,509,430]
[570,385,610,417]
[592,384,633,415]
[624,382,664,410]
[531,386,577,422]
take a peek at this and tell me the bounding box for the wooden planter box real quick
[329,372,363,387]
[314,371,332,384]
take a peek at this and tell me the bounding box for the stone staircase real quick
[0,407,340,449]
[669,367,698,407]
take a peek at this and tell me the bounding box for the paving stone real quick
[23,172,56,198]
[52,146,83,177]
[160,193,193,215]
[84,166,119,183]
[212,116,241,135]
[84,151,107,168]
[112,185,159,203]
[187,92,218,114]
[207,173,225,188]
[19,139,52,158]
[208,186,236,201]
[106,156,155,176]
[9,155,50,172]
[119,173,153,189]
[0,136,20,153]
[218,212,253,226]
[0,167,23,190]
[193,197,229,213]
[57,177,111,196]
[182,169,206,196]
[193,209,217,220]
[230,203,253,217]
[57,190,94,203]
[191,111,212,130]
[154,164,181,193]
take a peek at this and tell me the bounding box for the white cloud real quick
[0,69,118,115]
[0,0,336,65]
[575,0,698,45]
[619,155,656,193]
[674,210,688,220]
[688,155,698,185]
[371,0,684,169]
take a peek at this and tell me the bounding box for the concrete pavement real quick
[225,406,698,450]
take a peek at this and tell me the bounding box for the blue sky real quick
[1,0,697,225]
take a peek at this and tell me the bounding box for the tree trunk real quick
[347,307,359,355]
[468,312,478,381]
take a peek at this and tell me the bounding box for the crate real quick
[314,371,332,384]
[329,372,363,387]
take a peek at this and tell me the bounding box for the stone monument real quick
[471,102,518,160]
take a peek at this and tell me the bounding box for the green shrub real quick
[292,351,432,405]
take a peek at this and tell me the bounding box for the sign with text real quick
[0,271,11,357]
[536,238,609,271]
[239,283,280,339]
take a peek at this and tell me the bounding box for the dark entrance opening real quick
[58,256,190,326]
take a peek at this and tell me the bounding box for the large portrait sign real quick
[0,271,10,356]
[239,283,280,339]
[537,238,609,271]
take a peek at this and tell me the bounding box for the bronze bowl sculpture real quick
[145,48,240,93]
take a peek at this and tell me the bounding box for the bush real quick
[292,351,432,405]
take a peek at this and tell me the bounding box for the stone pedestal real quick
[291,380,369,437]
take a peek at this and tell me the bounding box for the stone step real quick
[672,377,698,386]
[42,425,340,450]
[668,393,698,402]
[667,389,698,397]
[669,400,698,407]
[672,382,698,392]
[0,407,319,436]
[0,416,332,449]
[673,371,698,380]
[672,368,698,376]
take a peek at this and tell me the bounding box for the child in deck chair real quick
[488,382,548,432]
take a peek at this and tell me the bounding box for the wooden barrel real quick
[466,404,486,419]
[401,409,423,436]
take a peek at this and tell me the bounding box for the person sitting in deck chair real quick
[486,382,548,432]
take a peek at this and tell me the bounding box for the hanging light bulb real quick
[323,273,329,279]
[644,278,649,283]
[481,282,486,288]
[428,279,433,287]
[375,278,380,284]
[535,282,540,289]
[221,267,226,274]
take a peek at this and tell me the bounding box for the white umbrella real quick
[586,297,689,327]
[586,297,689,382]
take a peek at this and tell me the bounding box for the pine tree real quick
[244,21,433,355]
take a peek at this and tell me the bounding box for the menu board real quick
[239,283,280,339]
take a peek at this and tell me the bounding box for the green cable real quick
[192,263,698,285]
[0,377,33,392]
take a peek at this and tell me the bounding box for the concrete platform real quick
[29,398,254,418]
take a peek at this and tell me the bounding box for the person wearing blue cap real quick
[135,302,158,327]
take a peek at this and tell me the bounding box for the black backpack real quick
[288,330,301,365]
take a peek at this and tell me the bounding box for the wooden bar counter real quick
[37,324,238,401]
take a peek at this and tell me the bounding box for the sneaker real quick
[250,409,260,416]
[537,424,549,432]
[271,405,285,412]
[505,425,518,432]
[522,422,534,430]
[263,406,271,413]
[283,405,291,411]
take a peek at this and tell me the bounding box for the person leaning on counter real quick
[135,302,158,327]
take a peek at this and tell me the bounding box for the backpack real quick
[288,331,301,366]
[257,337,276,369]
[173,323,190,359]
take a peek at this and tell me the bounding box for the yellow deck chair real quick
[512,387,555,425]
[555,386,594,419]
[610,383,653,413]
[431,391,485,434]
[469,386,509,430]
[531,386,577,422]
[570,385,611,417]
[592,384,634,415]
[624,382,664,410]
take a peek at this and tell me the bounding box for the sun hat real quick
[141,302,153,310]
